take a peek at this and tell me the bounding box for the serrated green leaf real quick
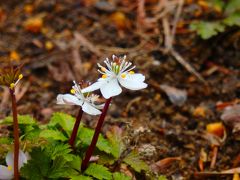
[113,172,131,180]
[21,148,51,179]
[0,115,36,125]
[39,129,67,141]
[71,175,93,180]
[78,127,112,154]
[49,112,76,133]
[84,163,112,180]
[45,143,72,160]
[123,150,149,173]
[48,156,77,178]
[106,127,125,158]
[225,0,240,15]
[190,21,225,39]
[223,12,240,26]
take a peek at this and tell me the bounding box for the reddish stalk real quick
[10,89,19,180]
[68,108,83,148]
[81,97,112,171]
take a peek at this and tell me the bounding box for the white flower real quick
[57,81,103,115]
[0,150,28,180]
[81,55,147,99]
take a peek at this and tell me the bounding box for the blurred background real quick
[0,0,240,178]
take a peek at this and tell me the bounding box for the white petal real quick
[100,78,122,99]
[82,102,102,115]
[6,152,13,168]
[18,150,28,169]
[57,94,83,106]
[81,81,103,93]
[119,74,147,90]
[0,165,13,180]
[6,150,28,170]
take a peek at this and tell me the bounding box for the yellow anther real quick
[70,89,76,94]
[129,71,135,74]
[18,74,23,80]
[7,165,12,171]
[121,74,126,78]
[10,83,15,89]
[102,74,107,79]
[101,67,106,72]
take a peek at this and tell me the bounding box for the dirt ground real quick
[0,0,240,179]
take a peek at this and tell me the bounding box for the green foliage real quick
[39,129,67,141]
[78,127,112,154]
[190,0,240,39]
[158,175,168,180]
[112,172,131,180]
[106,127,125,159]
[123,150,149,173]
[84,163,112,180]
[49,112,76,133]
[21,144,78,180]
[71,175,93,180]
[0,115,37,125]
[190,21,225,39]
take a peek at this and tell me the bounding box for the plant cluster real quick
[0,56,165,179]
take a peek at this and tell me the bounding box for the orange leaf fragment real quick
[24,4,34,14]
[24,17,43,33]
[193,106,206,118]
[233,173,240,180]
[110,12,129,30]
[206,122,224,138]
[45,41,54,51]
[10,51,20,61]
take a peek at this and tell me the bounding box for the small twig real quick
[210,146,218,169]
[170,49,206,83]
[96,39,149,53]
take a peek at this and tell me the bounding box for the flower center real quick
[7,165,12,171]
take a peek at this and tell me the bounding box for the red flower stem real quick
[68,108,83,148]
[10,89,19,180]
[81,97,112,171]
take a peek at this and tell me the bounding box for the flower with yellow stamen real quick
[57,81,104,116]
[0,150,28,180]
[82,55,147,99]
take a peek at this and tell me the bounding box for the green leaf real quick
[225,0,240,15]
[0,137,11,144]
[0,115,36,125]
[84,163,112,180]
[106,127,125,158]
[21,148,51,180]
[78,127,112,154]
[158,175,168,180]
[48,156,77,178]
[45,143,72,160]
[39,129,67,141]
[223,12,240,26]
[190,21,225,39]
[49,112,76,133]
[113,172,131,180]
[123,150,149,173]
[71,175,93,180]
